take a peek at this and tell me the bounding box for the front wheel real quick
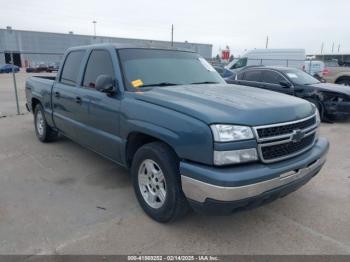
[34,104,59,142]
[131,142,190,223]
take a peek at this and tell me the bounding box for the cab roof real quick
[66,43,196,53]
[242,65,300,72]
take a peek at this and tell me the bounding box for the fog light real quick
[214,148,258,165]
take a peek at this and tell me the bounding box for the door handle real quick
[54,91,60,98]
[75,96,82,104]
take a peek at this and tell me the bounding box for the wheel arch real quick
[31,97,41,113]
[335,75,350,84]
[125,131,179,168]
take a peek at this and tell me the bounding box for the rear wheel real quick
[131,142,190,223]
[34,104,59,142]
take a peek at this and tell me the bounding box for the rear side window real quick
[242,70,261,82]
[261,70,285,84]
[83,50,114,88]
[60,51,85,86]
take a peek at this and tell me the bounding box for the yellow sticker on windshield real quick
[131,79,144,88]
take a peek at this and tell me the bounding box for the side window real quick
[262,71,285,85]
[60,51,85,86]
[83,50,114,88]
[242,70,261,82]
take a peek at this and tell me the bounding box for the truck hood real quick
[133,84,314,126]
[310,83,350,96]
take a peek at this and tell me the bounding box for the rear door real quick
[74,49,122,162]
[235,69,262,88]
[261,70,294,95]
[52,50,85,139]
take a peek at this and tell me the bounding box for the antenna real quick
[171,24,174,46]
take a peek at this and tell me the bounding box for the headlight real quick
[315,108,321,126]
[210,125,254,142]
[214,149,258,165]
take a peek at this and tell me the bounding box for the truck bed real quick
[25,76,56,113]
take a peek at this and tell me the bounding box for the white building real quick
[0,27,212,67]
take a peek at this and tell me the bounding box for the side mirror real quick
[95,75,116,95]
[279,80,292,88]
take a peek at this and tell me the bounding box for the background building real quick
[0,27,212,67]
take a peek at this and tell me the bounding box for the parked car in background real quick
[225,49,306,71]
[304,60,325,80]
[322,60,350,86]
[26,63,48,73]
[25,44,329,222]
[226,66,350,120]
[213,66,234,78]
[0,64,20,73]
[46,62,60,73]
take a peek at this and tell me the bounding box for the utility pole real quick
[338,44,340,53]
[171,24,174,46]
[321,42,324,54]
[331,42,334,53]
[92,20,97,38]
[265,36,269,49]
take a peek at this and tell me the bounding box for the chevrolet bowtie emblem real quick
[291,129,305,143]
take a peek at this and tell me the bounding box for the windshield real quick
[283,69,320,85]
[118,49,224,90]
[227,58,247,70]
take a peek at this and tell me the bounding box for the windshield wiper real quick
[304,82,320,85]
[190,81,221,85]
[140,82,180,87]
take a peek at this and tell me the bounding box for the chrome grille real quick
[256,116,316,139]
[261,133,315,161]
[254,114,318,163]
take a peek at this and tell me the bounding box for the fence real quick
[0,51,64,117]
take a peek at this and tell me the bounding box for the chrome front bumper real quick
[181,154,326,203]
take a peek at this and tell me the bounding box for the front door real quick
[261,70,294,95]
[74,49,122,162]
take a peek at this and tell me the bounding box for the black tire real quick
[336,77,350,86]
[306,98,324,121]
[131,142,190,223]
[34,104,59,142]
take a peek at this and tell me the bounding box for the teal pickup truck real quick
[25,44,329,222]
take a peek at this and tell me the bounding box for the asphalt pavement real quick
[0,114,349,254]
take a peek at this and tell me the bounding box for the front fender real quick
[120,97,214,165]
